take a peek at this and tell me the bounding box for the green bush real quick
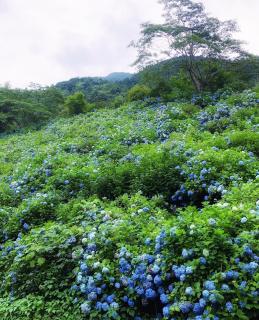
[127,85,151,101]
[0,99,51,132]
[228,131,259,155]
[167,70,195,100]
[64,92,87,115]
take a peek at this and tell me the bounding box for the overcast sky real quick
[0,0,258,88]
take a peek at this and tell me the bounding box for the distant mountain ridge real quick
[104,72,133,82]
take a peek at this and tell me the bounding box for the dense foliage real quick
[0,86,64,133]
[138,57,259,99]
[56,76,137,107]
[131,0,246,92]
[0,87,258,319]
[64,92,88,115]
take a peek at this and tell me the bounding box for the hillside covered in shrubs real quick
[0,88,258,319]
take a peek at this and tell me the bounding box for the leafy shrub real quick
[64,92,87,115]
[167,70,195,100]
[228,131,259,155]
[127,85,151,102]
[0,99,51,132]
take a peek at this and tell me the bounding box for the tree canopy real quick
[131,0,247,91]
[64,92,87,115]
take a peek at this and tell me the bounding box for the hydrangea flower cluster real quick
[72,224,258,319]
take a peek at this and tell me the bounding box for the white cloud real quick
[0,0,258,88]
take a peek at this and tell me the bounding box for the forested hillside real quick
[55,76,137,106]
[0,86,64,134]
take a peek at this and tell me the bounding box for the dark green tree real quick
[131,0,246,92]
[64,92,86,115]
[127,84,151,101]
[0,99,50,132]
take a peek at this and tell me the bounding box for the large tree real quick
[131,0,246,92]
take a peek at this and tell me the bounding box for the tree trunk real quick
[188,68,203,92]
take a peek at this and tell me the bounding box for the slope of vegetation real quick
[0,88,258,319]
[0,86,64,134]
[138,57,259,99]
[0,55,258,135]
[56,76,137,106]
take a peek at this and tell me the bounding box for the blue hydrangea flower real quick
[244,246,253,255]
[242,261,258,274]
[199,298,206,308]
[66,236,76,245]
[202,290,210,298]
[241,217,247,223]
[128,299,135,307]
[106,294,115,304]
[136,286,144,296]
[88,292,97,301]
[163,305,170,317]
[182,249,189,258]
[96,301,102,310]
[185,287,193,296]
[226,301,233,312]
[168,284,174,292]
[160,293,169,304]
[145,238,151,245]
[95,273,102,281]
[158,287,165,295]
[80,263,88,272]
[81,302,90,314]
[154,275,162,286]
[239,281,247,289]
[151,264,160,274]
[180,274,186,282]
[145,288,156,299]
[102,267,109,274]
[186,266,193,274]
[102,302,109,311]
[209,293,217,303]
[204,280,215,291]
[179,301,192,313]
[221,284,230,291]
[224,270,239,280]
[208,218,216,226]
[23,223,29,231]
[193,303,203,315]
[109,302,119,311]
